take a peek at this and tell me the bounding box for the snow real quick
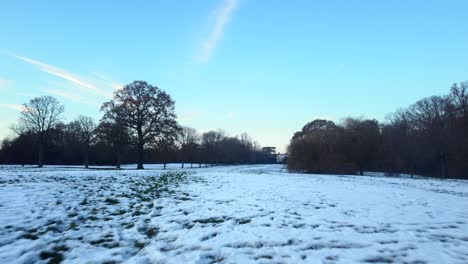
[0,164,468,263]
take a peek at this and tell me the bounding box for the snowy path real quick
[0,165,468,263]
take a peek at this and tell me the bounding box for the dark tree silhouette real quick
[69,116,97,168]
[382,109,416,176]
[96,121,130,169]
[287,82,468,178]
[288,119,351,174]
[407,96,451,177]
[101,81,180,169]
[342,118,380,175]
[202,130,225,165]
[12,96,64,167]
[177,126,200,168]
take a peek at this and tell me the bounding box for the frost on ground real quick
[0,165,468,263]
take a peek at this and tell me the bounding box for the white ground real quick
[0,164,467,264]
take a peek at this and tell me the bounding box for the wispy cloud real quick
[179,110,203,122]
[194,0,238,63]
[16,92,36,98]
[12,54,113,98]
[226,111,236,119]
[0,103,24,111]
[91,72,124,91]
[43,88,99,107]
[0,78,10,90]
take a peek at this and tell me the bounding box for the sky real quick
[1,0,467,152]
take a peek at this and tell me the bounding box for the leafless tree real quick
[96,120,130,169]
[69,116,97,168]
[12,96,64,167]
[408,96,450,177]
[342,117,380,175]
[101,81,180,169]
[202,130,225,166]
[178,126,200,168]
[450,82,468,121]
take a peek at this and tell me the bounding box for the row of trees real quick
[288,82,468,179]
[0,81,274,169]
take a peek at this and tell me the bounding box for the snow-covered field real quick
[1,164,468,264]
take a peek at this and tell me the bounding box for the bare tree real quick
[101,81,180,169]
[69,116,97,168]
[450,82,468,117]
[202,130,225,166]
[154,133,178,170]
[342,117,380,175]
[96,120,130,169]
[178,126,200,168]
[13,96,64,167]
[385,109,417,177]
[408,96,450,177]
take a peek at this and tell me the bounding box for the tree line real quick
[288,82,468,179]
[0,81,275,169]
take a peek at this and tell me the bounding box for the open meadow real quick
[1,165,467,263]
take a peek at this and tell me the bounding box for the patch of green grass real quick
[134,241,146,250]
[194,216,230,224]
[256,255,273,260]
[132,210,146,216]
[68,221,77,230]
[79,198,88,205]
[104,197,119,205]
[39,250,63,264]
[20,232,39,240]
[68,212,78,217]
[124,222,135,229]
[237,218,251,225]
[145,227,159,238]
[89,234,118,248]
[88,215,99,221]
[52,245,69,252]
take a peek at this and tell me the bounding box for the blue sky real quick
[1,0,467,152]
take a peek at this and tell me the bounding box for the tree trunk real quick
[440,154,447,178]
[410,161,414,178]
[38,140,44,168]
[164,163,167,170]
[84,143,90,169]
[181,162,184,169]
[137,128,144,170]
[137,144,144,170]
[191,163,193,168]
[116,145,121,169]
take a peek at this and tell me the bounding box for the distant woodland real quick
[0,81,276,169]
[288,82,468,179]
[1,80,467,179]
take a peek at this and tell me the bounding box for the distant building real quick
[261,147,277,163]
[261,147,276,155]
[276,153,288,164]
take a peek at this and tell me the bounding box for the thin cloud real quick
[16,92,37,98]
[0,103,24,111]
[44,88,99,107]
[91,72,124,91]
[179,110,203,122]
[226,111,236,119]
[194,0,238,63]
[12,54,112,98]
[0,78,10,90]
